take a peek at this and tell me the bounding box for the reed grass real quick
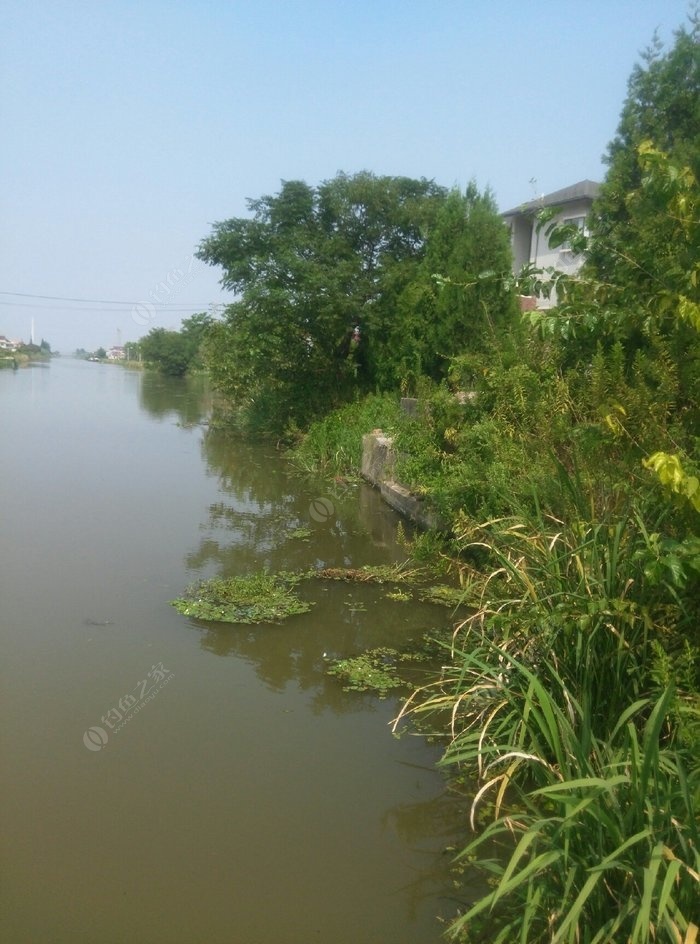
[395,493,699,942]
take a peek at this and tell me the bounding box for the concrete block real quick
[361,430,396,486]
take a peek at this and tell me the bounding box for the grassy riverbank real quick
[185,19,700,938]
[289,352,699,940]
[284,141,700,938]
[0,349,52,368]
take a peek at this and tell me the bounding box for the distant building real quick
[502,179,600,308]
[0,335,20,351]
[106,346,126,360]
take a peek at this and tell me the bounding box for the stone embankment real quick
[361,393,476,530]
[361,418,443,531]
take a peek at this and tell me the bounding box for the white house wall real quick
[528,197,592,308]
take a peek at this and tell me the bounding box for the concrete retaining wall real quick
[361,430,445,531]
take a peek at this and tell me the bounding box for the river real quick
[0,358,466,943]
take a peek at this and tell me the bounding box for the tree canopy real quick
[198,172,516,431]
[586,9,700,296]
[139,312,213,376]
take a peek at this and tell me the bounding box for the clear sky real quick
[1,0,694,352]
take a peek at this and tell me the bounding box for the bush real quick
[289,392,403,477]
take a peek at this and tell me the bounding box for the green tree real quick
[586,10,700,294]
[180,312,214,369]
[389,183,519,387]
[138,314,213,376]
[198,173,447,431]
[140,328,191,376]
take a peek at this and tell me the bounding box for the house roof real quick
[502,179,601,218]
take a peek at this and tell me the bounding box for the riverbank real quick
[287,380,700,942]
[0,349,51,368]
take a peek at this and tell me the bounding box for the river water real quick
[1,358,466,943]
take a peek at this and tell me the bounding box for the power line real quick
[0,290,226,307]
[0,299,225,313]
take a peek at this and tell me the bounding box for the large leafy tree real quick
[197,173,447,430]
[586,10,700,297]
[389,183,518,387]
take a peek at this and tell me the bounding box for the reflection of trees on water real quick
[383,776,496,922]
[173,418,465,930]
[191,428,401,575]
[382,783,470,925]
[178,424,452,716]
[192,616,373,716]
[138,370,212,425]
[190,579,448,720]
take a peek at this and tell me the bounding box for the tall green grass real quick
[396,497,699,942]
[289,392,403,477]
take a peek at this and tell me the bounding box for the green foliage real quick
[587,10,700,294]
[198,173,448,431]
[171,571,312,623]
[326,647,407,697]
[140,329,191,375]
[289,392,403,476]
[386,183,519,388]
[198,174,517,432]
[393,376,563,526]
[444,672,698,944]
[643,452,700,512]
[397,496,699,942]
[139,313,214,376]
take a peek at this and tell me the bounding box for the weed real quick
[171,571,313,624]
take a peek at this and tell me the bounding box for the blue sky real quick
[1,0,693,352]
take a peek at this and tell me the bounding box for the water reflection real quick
[179,426,452,715]
[1,358,467,944]
[138,369,212,425]
[148,370,466,933]
[383,781,468,920]
[194,427,407,569]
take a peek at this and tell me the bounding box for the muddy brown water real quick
[0,358,470,943]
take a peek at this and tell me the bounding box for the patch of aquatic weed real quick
[326,647,406,697]
[287,526,313,541]
[314,562,426,584]
[326,630,454,699]
[171,571,313,624]
[418,584,471,608]
[315,562,474,610]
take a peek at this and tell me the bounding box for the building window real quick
[559,215,587,252]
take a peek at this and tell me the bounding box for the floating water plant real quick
[326,647,406,697]
[385,589,411,602]
[172,571,313,624]
[287,527,313,541]
[315,562,424,584]
[418,585,469,608]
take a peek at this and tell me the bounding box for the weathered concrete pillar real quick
[361,430,446,531]
[361,430,396,486]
